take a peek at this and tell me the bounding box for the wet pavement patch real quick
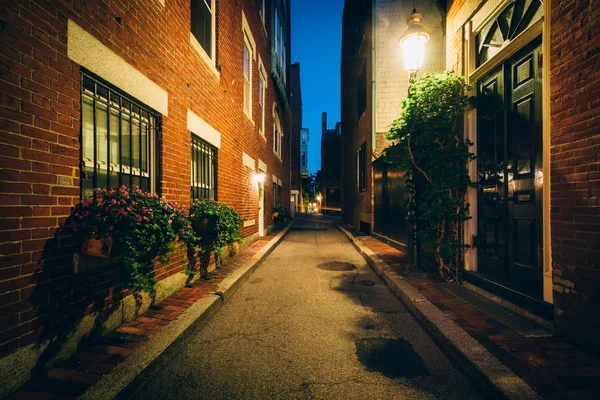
[355,338,428,379]
[317,262,356,271]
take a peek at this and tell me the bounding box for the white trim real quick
[156,0,165,7]
[542,0,553,304]
[277,178,282,186]
[469,18,544,85]
[272,174,278,183]
[242,152,256,170]
[243,219,256,227]
[67,19,168,116]
[190,33,220,79]
[258,159,267,173]
[187,109,221,148]
[241,12,256,61]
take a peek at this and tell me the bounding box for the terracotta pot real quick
[81,236,114,258]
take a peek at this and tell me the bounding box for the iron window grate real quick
[191,135,217,201]
[80,71,160,198]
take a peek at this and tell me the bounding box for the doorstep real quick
[7,221,295,400]
[336,223,600,400]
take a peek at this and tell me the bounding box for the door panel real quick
[507,38,543,295]
[477,66,507,281]
[477,36,543,297]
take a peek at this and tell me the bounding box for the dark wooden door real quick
[477,37,543,297]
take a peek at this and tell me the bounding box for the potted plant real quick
[188,199,243,277]
[69,185,191,290]
[273,204,290,226]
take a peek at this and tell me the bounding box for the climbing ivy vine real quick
[383,71,475,282]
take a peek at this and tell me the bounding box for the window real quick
[271,3,288,95]
[80,71,159,198]
[191,0,214,59]
[273,106,282,158]
[258,72,265,134]
[273,182,281,207]
[301,152,306,167]
[356,60,367,121]
[191,135,217,200]
[258,0,265,23]
[357,142,367,192]
[243,38,253,117]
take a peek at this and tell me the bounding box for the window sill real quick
[190,33,220,79]
[259,131,266,141]
[244,111,254,125]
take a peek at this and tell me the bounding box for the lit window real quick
[273,107,283,158]
[258,72,265,134]
[191,135,217,200]
[80,71,159,198]
[191,0,214,59]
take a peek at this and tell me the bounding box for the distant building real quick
[290,63,302,215]
[300,128,309,179]
[320,113,342,213]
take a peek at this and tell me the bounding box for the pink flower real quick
[110,199,117,205]
[168,219,172,225]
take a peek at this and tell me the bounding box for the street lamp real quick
[399,9,429,82]
[399,9,429,267]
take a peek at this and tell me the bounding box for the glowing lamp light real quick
[254,173,265,183]
[399,9,430,74]
[316,194,322,202]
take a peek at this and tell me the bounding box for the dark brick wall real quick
[550,0,600,353]
[0,0,290,364]
[341,0,373,229]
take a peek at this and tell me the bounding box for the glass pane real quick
[131,117,140,173]
[121,115,131,169]
[82,95,94,166]
[96,102,108,171]
[191,0,212,57]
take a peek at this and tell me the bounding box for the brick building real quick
[342,0,600,353]
[0,0,291,394]
[340,0,445,233]
[319,112,341,213]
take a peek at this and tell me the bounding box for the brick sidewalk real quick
[7,232,279,400]
[350,232,600,400]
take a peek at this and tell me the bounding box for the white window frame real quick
[242,12,256,121]
[273,104,283,159]
[190,0,218,76]
[258,57,267,137]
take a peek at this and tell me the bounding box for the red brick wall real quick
[290,62,302,193]
[0,0,290,366]
[341,0,373,230]
[550,0,600,353]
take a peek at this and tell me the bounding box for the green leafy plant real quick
[189,198,243,256]
[69,185,192,290]
[273,204,290,224]
[383,71,475,282]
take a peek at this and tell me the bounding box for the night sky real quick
[291,0,344,174]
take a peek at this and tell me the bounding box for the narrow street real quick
[121,214,482,400]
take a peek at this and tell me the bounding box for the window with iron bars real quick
[191,135,217,201]
[80,71,160,198]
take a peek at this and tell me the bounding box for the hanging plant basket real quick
[81,236,114,258]
[272,211,280,218]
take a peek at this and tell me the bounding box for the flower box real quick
[81,236,114,258]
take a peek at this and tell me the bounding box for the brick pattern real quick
[351,231,600,400]
[341,0,374,229]
[7,232,276,399]
[550,0,600,353]
[0,0,291,366]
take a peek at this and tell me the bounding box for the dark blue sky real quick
[291,0,344,173]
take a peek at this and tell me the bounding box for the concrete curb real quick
[335,224,542,400]
[80,220,295,400]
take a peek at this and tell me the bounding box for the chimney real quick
[322,112,327,132]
